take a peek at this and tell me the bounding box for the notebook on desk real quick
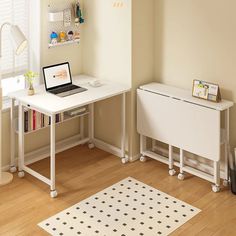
[42,62,87,97]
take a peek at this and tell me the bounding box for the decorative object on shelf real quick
[67,30,74,41]
[63,8,72,27]
[48,2,83,48]
[74,31,80,40]
[48,11,64,22]
[0,22,27,186]
[59,31,66,42]
[24,71,38,96]
[50,31,58,45]
[192,79,221,102]
[73,1,84,26]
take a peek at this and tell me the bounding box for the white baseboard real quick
[2,135,129,172]
[2,134,87,171]
[93,138,129,160]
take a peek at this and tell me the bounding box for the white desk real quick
[137,83,234,192]
[9,75,130,197]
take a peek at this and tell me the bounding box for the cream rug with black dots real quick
[38,177,201,236]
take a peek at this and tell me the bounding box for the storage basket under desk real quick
[137,83,234,192]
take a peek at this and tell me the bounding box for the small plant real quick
[24,71,38,95]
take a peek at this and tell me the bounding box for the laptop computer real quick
[42,62,87,97]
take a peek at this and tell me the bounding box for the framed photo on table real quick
[192,80,221,102]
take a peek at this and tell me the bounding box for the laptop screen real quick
[43,62,72,90]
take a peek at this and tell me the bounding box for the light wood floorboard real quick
[0,145,236,236]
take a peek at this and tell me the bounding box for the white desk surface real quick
[140,82,234,111]
[8,75,131,115]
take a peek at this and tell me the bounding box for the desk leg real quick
[140,135,147,163]
[121,93,128,164]
[50,114,57,198]
[10,98,16,173]
[168,145,176,176]
[212,161,220,192]
[88,103,95,149]
[223,109,230,186]
[18,103,25,178]
[80,116,84,140]
[178,149,185,181]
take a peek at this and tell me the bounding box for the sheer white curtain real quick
[0,0,29,96]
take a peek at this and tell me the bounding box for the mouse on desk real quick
[89,80,102,87]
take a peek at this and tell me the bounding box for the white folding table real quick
[137,83,234,192]
[9,75,130,197]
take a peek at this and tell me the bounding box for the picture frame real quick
[192,80,221,103]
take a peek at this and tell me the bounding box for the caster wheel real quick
[10,166,17,173]
[169,169,176,176]
[140,156,147,162]
[223,180,229,187]
[212,185,220,193]
[50,190,58,198]
[88,143,95,149]
[18,171,25,178]
[121,157,129,164]
[178,173,185,181]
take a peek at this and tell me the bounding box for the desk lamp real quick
[0,23,27,185]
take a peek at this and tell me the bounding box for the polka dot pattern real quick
[38,177,201,236]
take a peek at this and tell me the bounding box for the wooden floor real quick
[0,145,236,236]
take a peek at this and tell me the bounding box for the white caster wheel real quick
[50,190,58,198]
[223,180,229,187]
[121,157,129,164]
[169,169,176,176]
[178,173,185,181]
[88,143,95,149]
[10,166,17,173]
[18,171,25,178]
[212,185,220,193]
[140,155,147,162]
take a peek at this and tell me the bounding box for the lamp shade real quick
[10,25,27,55]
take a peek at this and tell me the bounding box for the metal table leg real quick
[121,93,128,164]
[50,114,57,198]
[10,98,16,173]
[88,103,95,149]
[223,109,230,186]
[18,103,25,178]
[178,149,185,180]
[169,145,176,176]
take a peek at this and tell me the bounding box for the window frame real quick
[2,0,41,109]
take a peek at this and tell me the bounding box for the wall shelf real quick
[48,39,80,48]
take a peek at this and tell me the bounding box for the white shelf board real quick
[48,39,80,48]
[15,112,89,135]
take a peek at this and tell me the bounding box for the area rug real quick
[38,177,201,236]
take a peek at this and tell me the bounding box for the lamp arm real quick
[0,22,12,58]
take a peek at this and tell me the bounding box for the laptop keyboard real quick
[52,85,79,94]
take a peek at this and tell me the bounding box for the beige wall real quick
[82,0,132,150]
[154,0,236,146]
[130,0,154,158]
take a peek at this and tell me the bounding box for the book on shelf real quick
[23,110,64,133]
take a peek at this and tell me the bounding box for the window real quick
[0,0,29,97]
